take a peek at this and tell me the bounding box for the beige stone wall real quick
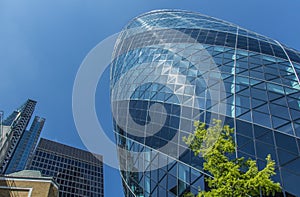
[0,179,58,197]
[0,188,29,197]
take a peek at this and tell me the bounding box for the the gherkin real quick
[110,10,300,197]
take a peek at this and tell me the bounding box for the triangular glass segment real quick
[251,88,268,100]
[236,107,250,117]
[251,98,267,109]
[272,116,290,129]
[254,104,270,114]
[236,67,247,74]
[269,103,290,119]
[237,88,250,97]
[252,66,264,73]
[239,141,255,155]
[235,84,249,93]
[277,123,294,135]
[256,130,274,145]
[285,87,299,95]
[271,97,287,107]
[265,73,278,81]
[237,111,252,122]
[252,110,271,128]
[277,149,298,166]
[294,123,300,137]
[236,134,252,147]
[268,92,283,101]
[290,109,300,121]
[253,124,270,138]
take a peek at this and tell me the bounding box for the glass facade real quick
[28,138,104,197]
[5,116,45,174]
[110,10,300,196]
[0,99,37,174]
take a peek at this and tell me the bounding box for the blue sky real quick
[1,0,300,196]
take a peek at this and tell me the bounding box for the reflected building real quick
[110,10,300,196]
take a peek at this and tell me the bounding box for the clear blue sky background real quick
[1,1,300,196]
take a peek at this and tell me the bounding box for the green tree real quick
[183,119,281,197]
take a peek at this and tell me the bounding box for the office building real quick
[0,99,43,174]
[110,10,300,196]
[5,116,45,174]
[28,138,104,197]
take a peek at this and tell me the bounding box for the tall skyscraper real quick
[5,116,45,174]
[110,10,300,196]
[0,99,43,174]
[28,138,104,197]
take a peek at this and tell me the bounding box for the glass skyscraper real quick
[28,138,104,197]
[5,116,45,174]
[0,99,43,174]
[110,10,300,196]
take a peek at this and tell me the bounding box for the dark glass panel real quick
[255,141,277,163]
[272,116,290,129]
[254,104,269,114]
[236,134,252,147]
[277,149,298,166]
[272,44,286,59]
[268,92,283,101]
[251,88,268,100]
[215,32,226,45]
[167,174,178,195]
[237,111,252,122]
[252,111,271,128]
[272,97,287,107]
[191,175,205,192]
[191,168,202,184]
[168,162,177,177]
[287,97,300,110]
[274,132,298,154]
[236,120,253,137]
[190,154,204,170]
[178,179,188,196]
[254,125,272,138]
[239,141,255,156]
[256,130,274,145]
[237,150,256,161]
[277,123,294,135]
[251,98,267,108]
[225,34,236,48]
[295,123,300,138]
[247,37,260,53]
[269,103,290,120]
[260,42,274,56]
[281,168,300,197]
[237,35,247,48]
[159,173,167,189]
[179,148,191,165]
[286,49,300,64]
[158,186,166,197]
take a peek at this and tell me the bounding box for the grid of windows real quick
[28,138,104,197]
[111,10,300,197]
